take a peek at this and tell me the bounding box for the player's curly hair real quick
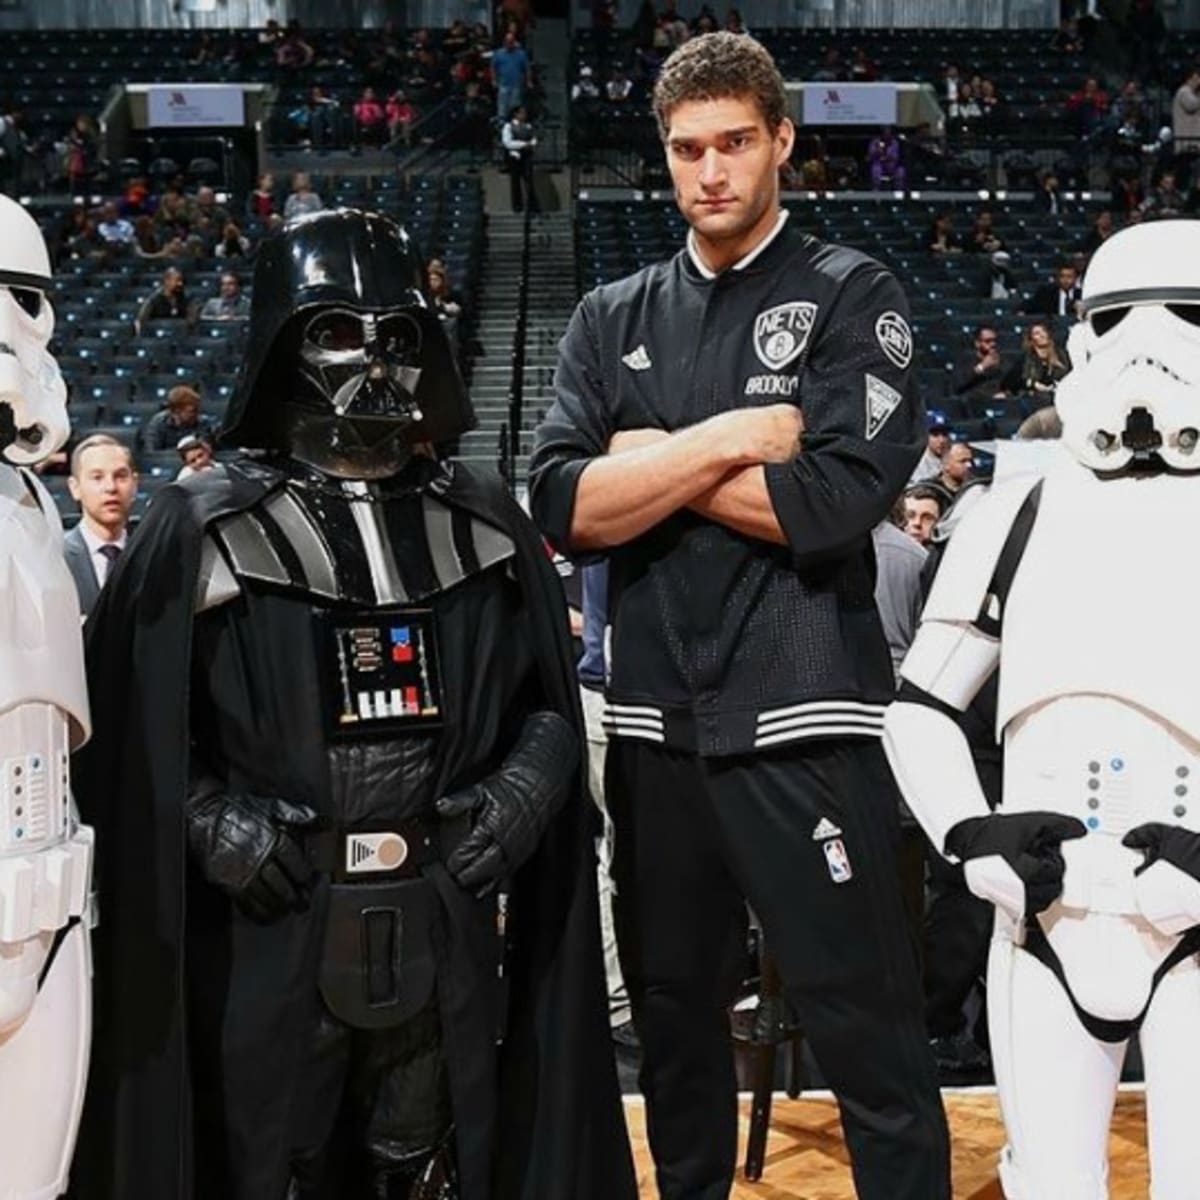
[652,32,787,140]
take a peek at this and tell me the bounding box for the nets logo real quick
[752,301,818,371]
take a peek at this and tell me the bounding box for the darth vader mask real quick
[221,208,474,480]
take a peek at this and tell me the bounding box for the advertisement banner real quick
[802,84,898,126]
[146,85,244,128]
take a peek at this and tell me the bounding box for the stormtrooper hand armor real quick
[945,811,1087,920]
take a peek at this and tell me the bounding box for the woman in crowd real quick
[1005,320,1072,397]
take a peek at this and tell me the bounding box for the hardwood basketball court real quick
[627,1088,1150,1199]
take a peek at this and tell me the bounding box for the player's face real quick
[664,95,793,272]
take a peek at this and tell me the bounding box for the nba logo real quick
[823,838,853,884]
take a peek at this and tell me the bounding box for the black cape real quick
[71,457,636,1200]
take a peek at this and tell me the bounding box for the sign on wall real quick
[145,84,244,127]
[801,84,899,126]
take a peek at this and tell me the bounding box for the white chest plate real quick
[0,469,89,746]
[998,463,1200,741]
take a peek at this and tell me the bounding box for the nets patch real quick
[753,301,818,371]
[864,372,902,440]
[875,310,913,370]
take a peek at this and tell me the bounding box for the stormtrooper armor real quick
[0,194,94,1199]
[884,221,1200,1200]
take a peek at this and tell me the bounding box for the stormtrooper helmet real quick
[0,196,68,466]
[1057,220,1200,475]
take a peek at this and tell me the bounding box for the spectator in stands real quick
[96,202,136,250]
[64,113,98,190]
[247,171,277,220]
[910,418,952,484]
[189,185,230,233]
[427,260,462,319]
[903,484,948,547]
[724,9,748,34]
[936,441,974,497]
[812,46,844,83]
[1050,16,1084,54]
[0,106,28,196]
[952,324,1011,401]
[492,30,531,118]
[133,215,170,259]
[1034,169,1063,213]
[572,65,600,101]
[117,176,155,219]
[867,128,905,190]
[444,19,471,56]
[275,23,315,71]
[292,86,342,148]
[353,87,388,147]
[155,189,193,240]
[928,210,963,254]
[967,209,1005,254]
[606,67,634,103]
[64,434,138,618]
[947,82,982,131]
[1003,320,1071,398]
[941,63,961,104]
[215,220,251,259]
[874,500,927,683]
[1141,169,1185,218]
[139,384,214,453]
[284,172,323,220]
[136,266,190,332]
[175,433,219,480]
[386,90,417,147]
[850,46,878,82]
[501,104,539,214]
[1079,208,1116,256]
[983,249,1016,301]
[1066,76,1109,139]
[1112,167,1144,215]
[977,77,1003,126]
[1025,262,1083,319]
[200,271,250,321]
[1172,65,1200,173]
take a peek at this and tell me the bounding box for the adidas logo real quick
[622,344,652,370]
[812,817,842,840]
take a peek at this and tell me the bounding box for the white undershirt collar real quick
[687,208,789,279]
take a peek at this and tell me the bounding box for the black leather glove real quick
[945,811,1087,917]
[435,711,578,895]
[1123,823,1200,879]
[186,781,318,923]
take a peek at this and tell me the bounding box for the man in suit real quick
[1024,262,1084,319]
[65,433,138,616]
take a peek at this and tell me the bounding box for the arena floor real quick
[627,1089,1149,1199]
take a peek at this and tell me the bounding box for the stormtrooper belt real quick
[1022,919,1200,1043]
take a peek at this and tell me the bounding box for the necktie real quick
[98,542,122,584]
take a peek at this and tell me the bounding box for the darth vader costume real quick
[71,209,636,1200]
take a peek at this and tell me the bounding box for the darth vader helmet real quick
[221,208,474,479]
[0,196,68,466]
